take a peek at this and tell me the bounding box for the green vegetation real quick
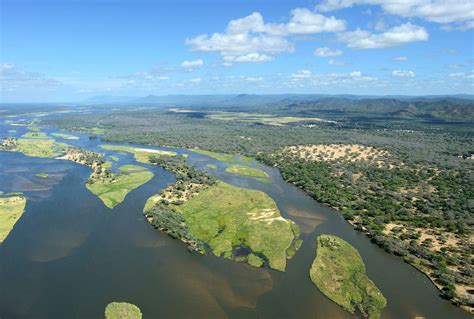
[22,131,49,139]
[310,235,387,318]
[191,149,253,163]
[51,132,79,140]
[86,164,154,209]
[104,302,142,319]
[8,129,16,133]
[208,111,335,126]
[175,181,299,271]
[205,164,217,170]
[1,137,68,158]
[225,165,272,183]
[35,173,49,178]
[108,155,119,162]
[100,145,176,163]
[0,194,27,243]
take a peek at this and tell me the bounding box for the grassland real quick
[86,165,154,209]
[310,235,387,319]
[105,302,142,319]
[190,149,253,163]
[174,181,299,271]
[0,194,27,243]
[205,164,217,169]
[51,132,79,140]
[225,165,272,183]
[100,145,176,163]
[35,173,49,178]
[22,131,49,139]
[207,112,336,126]
[1,137,68,158]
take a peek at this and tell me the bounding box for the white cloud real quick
[181,59,204,69]
[243,76,264,81]
[0,63,63,90]
[188,77,202,83]
[447,63,463,69]
[317,0,474,27]
[338,23,429,49]
[392,70,416,77]
[291,69,313,79]
[449,71,474,78]
[328,59,347,66]
[223,53,273,63]
[186,9,346,64]
[394,56,408,61]
[314,47,343,57]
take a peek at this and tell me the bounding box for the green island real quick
[8,129,16,133]
[58,147,153,208]
[100,145,176,163]
[51,132,80,140]
[191,149,253,164]
[144,155,301,271]
[108,155,119,162]
[0,194,27,243]
[1,137,68,158]
[35,173,49,178]
[22,131,49,139]
[86,164,154,209]
[225,165,271,183]
[205,163,217,169]
[310,235,387,318]
[105,302,142,319]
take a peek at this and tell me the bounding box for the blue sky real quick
[1,0,473,102]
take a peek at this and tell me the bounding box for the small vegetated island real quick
[51,132,80,140]
[0,193,27,243]
[1,131,68,158]
[100,145,176,163]
[144,155,301,271]
[191,148,253,164]
[225,165,272,184]
[310,235,387,319]
[105,302,142,319]
[35,173,49,178]
[59,148,154,209]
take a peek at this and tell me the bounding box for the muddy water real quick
[0,122,470,318]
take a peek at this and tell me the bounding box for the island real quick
[310,235,387,318]
[0,194,27,243]
[51,132,80,140]
[225,165,271,183]
[105,302,142,319]
[100,145,176,163]
[143,155,301,271]
[1,136,68,158]
[35,173,49,178]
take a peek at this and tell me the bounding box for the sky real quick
[1,0,473,102]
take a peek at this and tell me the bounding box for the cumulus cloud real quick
[314,47,343,57]
[291,69,313,79]
[338,23,429,49]
[288,70,377,88]
[392,70,416,77]
[181,59,204,69]
[186,9,346,64]
[317,0,474,27]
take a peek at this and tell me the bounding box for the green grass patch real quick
[35,173,49,178]
[105,302,142,319]
[51,132,79,140]
[6,138,68,158]
[207,111,335,126]
[205,164,217,170]
[21,131,49,139]
[108,155,119,162]
[173,181,298,271]
[310,235,387,319]
[182,153,189,158]
[225,165,272,183]
[86,165,154,209]
[0,195,27,243]
[190,149,253,163]
[100,145,176,164]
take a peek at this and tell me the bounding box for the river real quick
[0,115,469,318]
